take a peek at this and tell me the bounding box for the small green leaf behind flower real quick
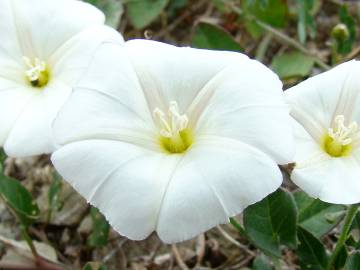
[271,51,315,80]
[243,189,298,257]
[192,22,243,52]
[87,207,110,248]
[0,173,39,227]
[294,191,345,238]
[345,251,360,270]
[47,171,63,223]
[126,0,169,29]
[297,227,328,270]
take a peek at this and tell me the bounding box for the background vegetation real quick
[1,0,360,269]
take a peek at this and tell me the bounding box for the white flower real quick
[0,0,123,157]
[285,60,360,204]
[51,40,294,243]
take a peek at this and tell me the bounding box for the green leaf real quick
[83,262,108,270]
[244,189,298,257]
[127,0,168,29]
[296,0,316,43]
[297,227,328,270]
[334,246,348,270]
[252,254,272,270]
[0,148,6,173]
[87,207,110,248]
[271,51,315,79]
[85,0,123,28]
[0,175,39,226]
[192,22,243,52]
[242,0,288,28]
[294,191,345,238]
[47,171,63,222]
[345,252,360,270]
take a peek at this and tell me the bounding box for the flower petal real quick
[292,154,360,204]
[157,135,282,243]
[10,0,105,58]
[53,42,156,148]
[285,60,360,142]
[193,60,294,164]
[0,86,35,146]
[124,39,249,112]
[4,80,72,156]
[51,140,179,241]
[50,26,124,86]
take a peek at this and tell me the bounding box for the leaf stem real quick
[229,217,248,238]
[326,204,358,270]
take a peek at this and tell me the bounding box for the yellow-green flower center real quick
[23,56,50,88]
[322,115,357,157]
[154,101,193,154]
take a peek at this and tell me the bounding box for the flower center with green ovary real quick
[153,101,193,154]
[323,115,358,157]
[23,56,50,88]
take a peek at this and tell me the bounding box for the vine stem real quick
[326,204,358,270]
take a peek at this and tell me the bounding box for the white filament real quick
[328,115,358,145]
[23,56,47,82]
[153,101,188,138]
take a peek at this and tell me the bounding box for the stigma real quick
[153,101,193,154]
[323,115,358,157]
[23,56,50,88]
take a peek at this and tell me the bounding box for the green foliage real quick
[126,0,169,29]
[345,252,360,270]
[85,0,123,28]
[336,4,356,54]
[271,51,314,80]
[0,148,6,172]
[83,262,108,270]
[296,0,316,43]
[294,191,345,238]
[0,174,39,227]
[297,227,328,270]
[243,189,298,257]
[252,254,272,270]
[192,22,243,52]
[242,0,288,28]
[87,207,110,248]
[47,171,63,222]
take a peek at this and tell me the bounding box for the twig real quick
[195,233,206,266]
[217,225,256,256]
[171,244,189,270]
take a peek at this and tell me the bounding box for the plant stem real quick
[229,217,248,238]
[20,225,38,258]
[326,204,358,270]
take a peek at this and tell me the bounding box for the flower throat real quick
[153,101,193,154]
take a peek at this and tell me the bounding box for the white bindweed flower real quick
[51,40,294,243]
[0,0,123,157]
[286,60,360,204]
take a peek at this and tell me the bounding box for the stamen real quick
[328,115,358,146]
[323,115,358,157]
[153,101,192,153]
[23,56,49,88]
